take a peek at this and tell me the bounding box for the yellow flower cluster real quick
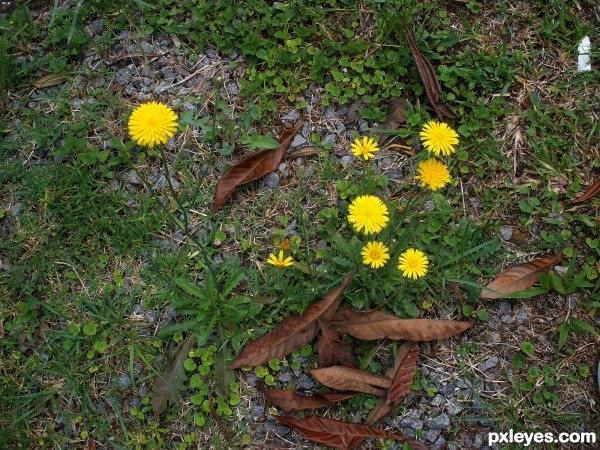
[416,120,459,191]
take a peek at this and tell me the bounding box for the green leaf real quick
[521,341,534,355]
[248,133,281,150]
[93,340,108,352]
[174,278,204,298]
[83,322,98,336]
[558,322,569,350]
[568,319,597,334]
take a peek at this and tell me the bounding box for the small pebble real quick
[498,302,511,315]
[515,309,528,323]
[426,428,441,442]
[427,414,450,430]
[340,155,354,166]
[116,374,131,390]
[499,225,513,241]
[262,172,280,189]
[282,110,300,121]
[478,356,499,372]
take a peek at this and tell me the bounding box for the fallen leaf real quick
[262,387,356,412]
[367,341,420,424]
[377,97,408,145]
[387,143,416,156]
[308,366,391,397]
[276,415,428,450]
[330,309,472,341]
[286,146,322,159]
[572,179,600,204]
[229,270,355,369]
[212,121,302,211]
[32,73,67,89]
[481,252,564,300]
[207,396,233,441]
[151,333,197,414]
[317,319,355,368]
[403,24,458,121]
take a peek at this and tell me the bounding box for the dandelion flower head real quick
[128,101,178,148]
[419,121,459,157]
[348,195,389,235]
[267,250,293,268]
[398,248,429,279]
[361,241,390,269]
[351,136,380,160]
[415,158,451,191]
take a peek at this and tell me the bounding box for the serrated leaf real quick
[174,277,204,298]
[481,253,564,300]
[229,270,355,369]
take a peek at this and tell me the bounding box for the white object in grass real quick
[577,36,592,71]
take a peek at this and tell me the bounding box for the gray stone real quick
[282,110,300,121]
[145,310,159,323]
[425,428,441,442]
[284,220,297,236]
[152,174,180,191]
[296,374,314,391]
[568,295,577,309]
[302,165,315,177]
[378,156,394,170]
[116,67,133,85]
[162,68,178,82]
[431,394,445,406]
[469,197,481,208]
[499,225,513,241]
[116,374,131,390]
[324,104,337,119]
[432,435,448,450]
[277,371,292,384]
[226,82,239,95]
[438,383,456,397]
[91,77,106,88]
[515,309,528,323]
[322,134,336,147]
[400,416,423,431]
[336,123,346,134]
[478,356,499,372]
[424,198,436,212]
[498,302,511,315]
[554,266,568,277]
[501,315,513,324]
[291,133,308,147]
[357,118,369,132]
[10,203,21,216]
[446,402,463,415]
[427,414,450,429]
[245,374,259,387]
[262,172,280,189]
[340,155,354,166]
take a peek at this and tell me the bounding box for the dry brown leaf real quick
[317,319,355,368]
[32,73,67,89]
[308,366,391,397]
[572,179,600,204]
[212,121,302,211]
[367,342,420,424]
[387,143,416,156]
[403,24,458,121]
[276,415,429,450]
[481,252,564,300]
[330,309,472,341]
[229,270,355,369]
[262,387,355,412]
[377,98,408,145]
[286,146,322,159]
[151,333,197,414]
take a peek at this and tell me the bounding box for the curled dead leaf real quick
[32,73,67,89]
[229,270,355,369]
[481,252,563,300]
[330,309,472,341]
[572,179,600,204]
[308,366,391,397]
[276,415,429,450]
[261,386,355,412]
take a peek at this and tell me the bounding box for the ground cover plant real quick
[0,0,599,449]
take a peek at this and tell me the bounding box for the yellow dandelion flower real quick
[267,250,294,268]
[415,158,451,190]
[398,248,429,279]
[419,121,459,157]
[361,241,390,269]
[351,136,379,160]
[128,101,178,148]
[348,195,389,235]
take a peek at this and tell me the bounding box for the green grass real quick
[1,0,599,448]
